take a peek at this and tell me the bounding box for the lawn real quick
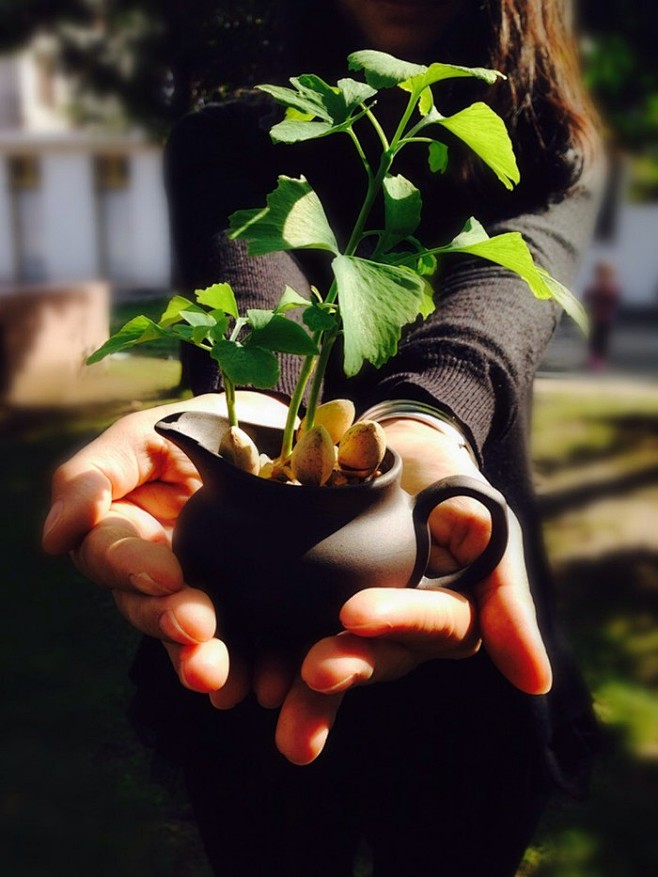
[1,358,656,876]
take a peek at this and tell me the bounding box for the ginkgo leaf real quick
[333,255,427,375]
[347,50,425,88]
[229,176,339,256]
[380,174,422,251]
[212,339,280,389]
[429,102,520,190]
[86,316,167,364]
[195,282,239,318]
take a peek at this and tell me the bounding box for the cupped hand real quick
[42,391,291,695]
[272,418,553,765]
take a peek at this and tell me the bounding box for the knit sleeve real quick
[356,168,604,460]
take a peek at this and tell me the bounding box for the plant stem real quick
[224,376,238,427]
[305,330,338,429]
[280,349,318,460]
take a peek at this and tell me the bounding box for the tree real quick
[0,0,277,137]
[579,1,658,151]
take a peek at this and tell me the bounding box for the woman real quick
[43,1,602,874]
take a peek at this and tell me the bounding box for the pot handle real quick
[411,475,509,592]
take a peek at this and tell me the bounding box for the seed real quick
[297,399,356,444]
[337,420,386,478]
[219,426,260,475]
[291,424,335,486]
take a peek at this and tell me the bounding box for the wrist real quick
[359,399,477,467]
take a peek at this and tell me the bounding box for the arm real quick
[357,170,603,459]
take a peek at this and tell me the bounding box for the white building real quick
[0,38,170,294]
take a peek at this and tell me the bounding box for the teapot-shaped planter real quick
[155,411,509,651]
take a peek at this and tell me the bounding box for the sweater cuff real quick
[359,356,497,466]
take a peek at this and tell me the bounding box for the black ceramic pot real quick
[155,411,509,650]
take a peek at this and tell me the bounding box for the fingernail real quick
[344,621,393,635]
[129,571,170,595]
[159,610,193,642]
[43,500,63,539]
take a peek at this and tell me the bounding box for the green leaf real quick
[256,83,332,121]
[246,308,276,331]
[381,174,422,250]
[337,77,377,111]
[418,87,434,116]
[428,141,449,174]
[332,255,427,376]
[419,279,436,319]
[212,339,280,389]
[248,314,319,355]
[431,102,520,190]
[447,216,491,248]
[434,229,559,303]
[195,282,238,318]
[229,176,339,256]
[276,286,310,312]
[401,62,505,94]
[536,268,589,334]
[269,119,335,144]
[294,74,347,122]
[159,295,197,327]
[285,106,315,122]
[303,304,338,333]
[347,50,425,89]
[181,310,216,328]
[86,316,166,364]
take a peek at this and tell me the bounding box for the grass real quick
[1,356,657,875]
[521,378,658,876]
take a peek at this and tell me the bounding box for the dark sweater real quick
[131,96,602,815]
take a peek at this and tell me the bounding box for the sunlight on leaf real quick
[86,316,167,364]
[195,282,239,318]
[429,102,520,189]
[333,255,427,375]
[229,176,339,256]
[348,50,425,88]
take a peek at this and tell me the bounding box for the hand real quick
[272,418,552,765]
[42,391,291,694]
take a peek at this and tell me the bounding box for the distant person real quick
[584,260,621,370]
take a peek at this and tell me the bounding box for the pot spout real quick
[154,411,230,484]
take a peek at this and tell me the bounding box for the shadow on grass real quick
[526,545,658,876]
[535,411,658,478]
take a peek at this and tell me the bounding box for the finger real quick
[301,633,414,694]
[275,678,344,765]
[253,650,296,709]
[209,653,251,710]
[113,586,216,643]
[428,494,493,571]
[475,514,552,695]
[339,587,479,650]
[71,504,183,595]
[42,409,198,555]
[163,639,229,693]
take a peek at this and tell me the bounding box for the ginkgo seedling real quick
[88,49,586,479]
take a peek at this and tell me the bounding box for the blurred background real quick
[0,2,656,875]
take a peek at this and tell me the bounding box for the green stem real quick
[347,128,373,182]
[364,107,389,151]
[390,90,420,150]
[305,330,338,429]
[343,152,393,258]
[280,349,318,460]
[224,376,238,427]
